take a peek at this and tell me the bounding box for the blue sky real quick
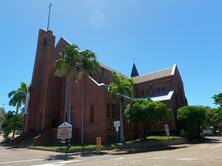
[0,0,222,111]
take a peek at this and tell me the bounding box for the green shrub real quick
[177,106,206,141]
[1,111,24,142]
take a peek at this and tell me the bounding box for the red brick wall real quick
[44,68,63,130]
[68,77,107,144]
[25,29,55,133]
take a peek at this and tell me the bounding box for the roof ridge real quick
[99,62,127,78]
[133,65,174,78]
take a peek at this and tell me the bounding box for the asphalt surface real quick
[0,136,222,166]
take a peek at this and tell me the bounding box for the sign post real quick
[114,121,120,143]
[164,124,170,144]
[57,122,72,151]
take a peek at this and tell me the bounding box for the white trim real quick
[60,37,72,45]
[118,94,133,100]
[150,90,175,102]
[88,76,106,87]
[171,64,177,75]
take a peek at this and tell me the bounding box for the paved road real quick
[1,136,222,166]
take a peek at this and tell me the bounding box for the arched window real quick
[150,86,153,95]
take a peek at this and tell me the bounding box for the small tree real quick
[212,93,222,107]
[209,93,222,134]
[124,98,171,138]
[124,98,147,123]
[206,107,222,134]
[177,106,207,141]
[8,82,29,138]
[1,111,24,142]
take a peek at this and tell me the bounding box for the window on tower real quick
[43,37,47,46]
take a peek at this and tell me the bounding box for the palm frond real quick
[8,90,16,98]
[108,72,134,98]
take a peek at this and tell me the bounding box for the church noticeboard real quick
[57,122,72,139]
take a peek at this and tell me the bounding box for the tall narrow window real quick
[162,86,165,92]
[65,113,68,122]
[106,103,116,129]
[111,104,115,119]
[157,87,160,93]
[43,37,47,46]
[150,86,153,95]
[141,88,144,96]
[90,105,94,123]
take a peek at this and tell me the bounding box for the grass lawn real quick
[33,142,130,151]
[146,135,182,141]
[32,135,183,152]
[33,144,97,151]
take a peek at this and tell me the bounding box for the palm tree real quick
[8,82,29,114]
[56,44,82,123]
[8,82,29,138]
[79,49,100,149]
[108,72,134,142]
[56,45,100,147]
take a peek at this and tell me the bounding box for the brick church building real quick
[22,29,187,145]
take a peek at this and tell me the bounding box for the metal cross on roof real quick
[47,3,53,31]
